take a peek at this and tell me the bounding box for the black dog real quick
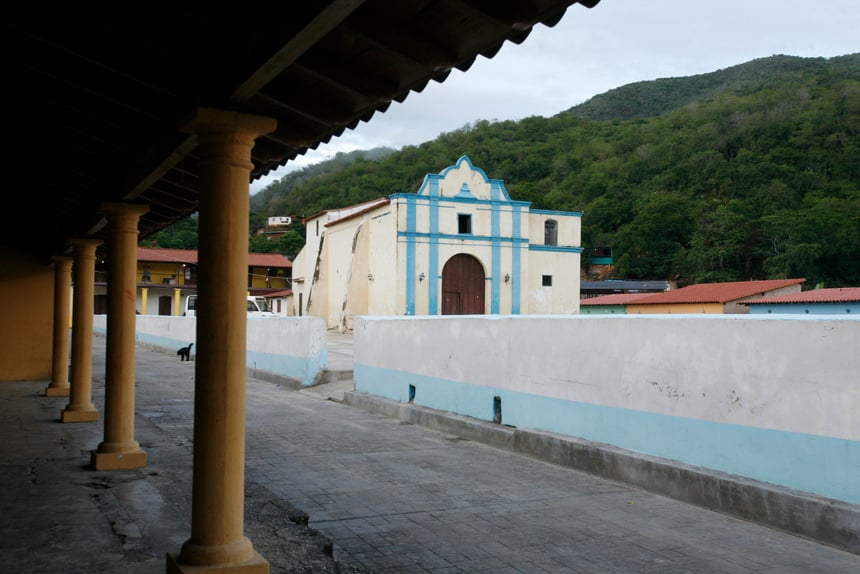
[177,343,194,362]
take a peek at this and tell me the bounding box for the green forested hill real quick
[151,54,860,287]
[567,54,860,121]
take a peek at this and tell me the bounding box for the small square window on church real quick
[542,275,552,287]
[458,213,472,234]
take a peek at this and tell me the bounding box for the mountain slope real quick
[155,54,860,287]
[566,53,860,120]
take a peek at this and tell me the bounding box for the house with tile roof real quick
[743,287,860,315]
[579,293,649,314]
[580,279,806,314]
[93,248,293,316]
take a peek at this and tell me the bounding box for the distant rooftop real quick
[137,247,292,268]
[580,280,670,293]
[581,279,807,307]
[627,279,805,305]
[581,293,653,306]
[744,287,860,305]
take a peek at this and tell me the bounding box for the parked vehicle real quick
[184,295,274,317]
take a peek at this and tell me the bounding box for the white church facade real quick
[291,155,583,330]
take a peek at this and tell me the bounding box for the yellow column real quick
[166,108,275,574]
[173,287,182,316]
[91,203,149,470]
[141,287,149,315]
[45,256,73,397]
[62,238,102,423]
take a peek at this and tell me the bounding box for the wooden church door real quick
[441,254,485,315]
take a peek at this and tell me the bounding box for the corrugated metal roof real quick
[628,279,806,305]
[580,280,670,292]
[745,287,860,305]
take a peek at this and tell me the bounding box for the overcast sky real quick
[251,0,859,193]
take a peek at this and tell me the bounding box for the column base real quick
[165,551,270,574]
[45,385,71,397]
[91,448,147,470]
[60,408,99,423]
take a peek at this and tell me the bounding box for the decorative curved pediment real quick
[416,155,512,202]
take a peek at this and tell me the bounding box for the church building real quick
[291,155,583,330]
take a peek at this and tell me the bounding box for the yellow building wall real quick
[248,265,289,289]
[0,247,54,381]
[140,261,188,285]
[628,302,725,314]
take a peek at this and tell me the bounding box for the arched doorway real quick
[442,254,485,315]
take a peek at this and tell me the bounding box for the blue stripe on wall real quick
[512,206,522,314]
[354,363,860,505]
[429,190,440,314]
[405,196,417,315]
[529,244,584,253]
[490,189,501,314]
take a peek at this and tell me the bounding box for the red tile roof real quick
[138,247,198,264]
[248,253,292,268]
[628,279,805,305]
[581,293,653,306]
[137,247,291,268]
[744,287,860,305]
[262,289,292,297]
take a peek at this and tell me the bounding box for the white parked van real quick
[184,295,274,317]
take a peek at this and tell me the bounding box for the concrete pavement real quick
[1,332,859,573]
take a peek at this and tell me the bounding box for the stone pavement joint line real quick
[2,333,859,573]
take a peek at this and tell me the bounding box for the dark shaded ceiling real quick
[0,0,600,262]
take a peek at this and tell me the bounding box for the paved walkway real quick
[2,333,859,573]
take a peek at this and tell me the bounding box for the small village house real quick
[580,278,806,314]
[92,247,293,316]
[744,286,860,315]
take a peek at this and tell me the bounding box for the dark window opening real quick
[542,275,552,287]
[544,219,558,246]
[458,213,472,234]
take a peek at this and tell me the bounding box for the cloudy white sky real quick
[251,0,859,193]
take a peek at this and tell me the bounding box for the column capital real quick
[50,255,73,267]
[67,237,103,253]
[99,202,150,219]
[181,107,277,140]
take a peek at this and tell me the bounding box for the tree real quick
[277,231,306,261]
[680,201,750,283]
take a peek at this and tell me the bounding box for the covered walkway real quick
[2,334,858,573]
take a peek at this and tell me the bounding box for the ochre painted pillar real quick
[91,203,149,471]
[62,238,102,423]
[45,255,73,397]
[173,287,182,316]
[166,108,276,574]
[141,287,149,315]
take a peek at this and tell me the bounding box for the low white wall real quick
[353,314,860,506]
[94,315,328,386]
